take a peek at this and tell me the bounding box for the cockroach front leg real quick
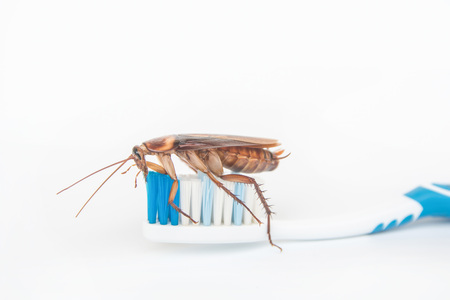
[121,161,167,176]
[139,161,168,187]
[220,174,281,251]
[157,153,198,224]
[146,161,168,175]
[122,161,167,187]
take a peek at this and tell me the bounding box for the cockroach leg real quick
[206,172,263,225]
[157,153,198,224]
[167,179,198,224]
[177,156,199,174]
[134,170,141,188]
[124,161,166,187]
[220,174,282,251]
[121,164,136,175]
[145,161,167,175]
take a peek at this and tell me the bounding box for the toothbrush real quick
[143,171,450,244]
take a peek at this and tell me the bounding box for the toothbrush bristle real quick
[146,171,262,226]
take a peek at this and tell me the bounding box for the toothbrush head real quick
[145,172,264,227]
[144,171,268,244]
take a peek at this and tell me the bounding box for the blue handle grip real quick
[405,184,450,218]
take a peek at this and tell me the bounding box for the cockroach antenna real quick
[57,155,133,217]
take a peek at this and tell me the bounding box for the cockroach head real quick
[131,145,149,176]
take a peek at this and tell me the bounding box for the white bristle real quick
[179,176,192,225]
[213,180,225,225]
[201,175,214,225]
[190,177,202,225]
[146,173,264,227]
[243,184,256,225]
[222,181,235,225]
[177,175,263,226]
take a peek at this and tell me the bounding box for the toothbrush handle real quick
[405,184,450,219]
[272,197,421,240]
[272,184,450,241]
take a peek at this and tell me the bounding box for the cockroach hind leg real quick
[271,240,283,252]
[219,173,280,249]
[205,173,262,225]
[267,214,282,251]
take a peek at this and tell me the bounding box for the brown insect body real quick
[59,134,288,250]
[213,147,280,173]
[134,134,282,175]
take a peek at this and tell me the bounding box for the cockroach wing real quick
[175,134,280,150]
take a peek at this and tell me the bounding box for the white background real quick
[1,0,450,299]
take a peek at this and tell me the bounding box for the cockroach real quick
[57,134,289,250]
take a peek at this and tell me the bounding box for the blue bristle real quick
[232,183,245,225]
[146,172,180,225]
[201,173,213,226]
[146,172,159,224]
[157,174,171,225]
